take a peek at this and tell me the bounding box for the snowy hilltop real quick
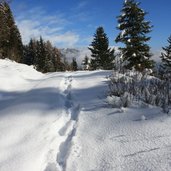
[0,59,171,171]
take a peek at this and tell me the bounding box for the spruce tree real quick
[52,47,63,71]
[0,1,23,62]
[115,0,154,71]
[160,35,171,74]
[23,39,36,65]
[35,37,46,72]
[89,26,115,70]
[71,57,78,71]
[43,40,55,72]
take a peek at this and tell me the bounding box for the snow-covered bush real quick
[108,69,171,112]
[106,95,122,108]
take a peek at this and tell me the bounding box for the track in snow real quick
[56,75,81,171]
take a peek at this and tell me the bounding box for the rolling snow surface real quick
[0,59,171,171]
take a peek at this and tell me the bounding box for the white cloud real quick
[73,1,87,11]
[16,7,80,47]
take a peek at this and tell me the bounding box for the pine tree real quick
[44,40,55,72]
[115,0,154,71]
[0,1,23,62]
[52,47,63,71]
[71,57,78,71]
[35,37,46,72]
[89,26,115,70]
[160,35,171,75]
[23,39,36,65]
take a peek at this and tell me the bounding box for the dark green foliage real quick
[160,35,171,74]
[23,39,36,65]
[115,0,154,71]
[89,26,115,70]
[0,1,23,62]
[71,57,78,71]
[35,37,46,72]
[23,37,64,73]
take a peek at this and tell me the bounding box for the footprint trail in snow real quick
[57,75,81,171]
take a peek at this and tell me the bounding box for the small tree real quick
[82,55,90,70]
[115,0,154,71]
[89,26,115,70]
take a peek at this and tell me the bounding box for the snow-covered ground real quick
[0,59,171,171]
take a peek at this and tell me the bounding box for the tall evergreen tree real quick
[89,26,115,70]
[23,38,36,65]
[115,0,154,71]
[35,37,46,72]
[71,57,78,71]
[160,35,171,74]
[43,40,55,72]
[0,1,23,62]
[52,47,64,71]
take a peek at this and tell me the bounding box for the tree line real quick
[0,1,79,72]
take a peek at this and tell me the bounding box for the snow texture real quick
[0,59,171,171]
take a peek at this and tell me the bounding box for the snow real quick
[1,59,171,171]
[128,38,131,42]
[133,53,137,57]
[120,29,126,38]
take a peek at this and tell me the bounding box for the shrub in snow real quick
[121,92,132,107]
[107,95,122,108]
[109,69,171,113]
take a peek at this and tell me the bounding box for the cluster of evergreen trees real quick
[0,1,78,73]
[89,0,154,71]
[89,0,171,75]
[23,37,64,73]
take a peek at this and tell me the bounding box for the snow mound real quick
[0,59,43,91]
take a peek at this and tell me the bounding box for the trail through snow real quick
[1,60,171,171]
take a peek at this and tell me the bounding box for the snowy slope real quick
[0,60,171,171]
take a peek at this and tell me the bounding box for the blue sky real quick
[11,0,171,50]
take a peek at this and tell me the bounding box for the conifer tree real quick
[44,40,55,72]
[52,47,63,71]
[160,35,171,74]
[89,26,115,70]
[115,0,154,71]
[71,57,78,71]
[35,37,46,72]
[0,1,23,62]
[23,39,36,65]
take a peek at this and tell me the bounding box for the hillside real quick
[0,60,171,171]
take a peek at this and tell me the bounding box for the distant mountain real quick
[60,47,91,67]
